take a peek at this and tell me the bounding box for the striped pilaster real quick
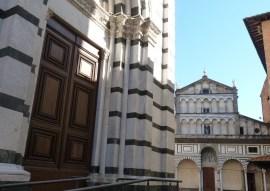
[125,32,154,174]
[161,0,169,82]
[0,2,47,157]
[159,0,176,177]
[105,36,126,173]
[114,0,125,14]
[130,0,141,16]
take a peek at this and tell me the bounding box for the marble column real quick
[262,168,267,191]
[219,168,223,191]
[244,169,248,191]
[199,167,203,191]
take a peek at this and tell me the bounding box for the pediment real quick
[176,76,236,95]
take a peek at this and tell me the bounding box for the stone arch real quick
[188,98,195,113]
[196,119,202,134]
[202,119,211,134]
[180,99,187,113]
[221,158,245,167]
[180,119,188,134]
[222,159,244,191]
[226,98,234,112]
[177,159,200,190]
[202,98,211,112]
[220,119,228,135]
[201,147,217,168]
[189,119,196,134]
[211,98,218,113]
[227,119,235,135]
[219,98,225,112]
[212,119,219,135]
[195,98,202,113]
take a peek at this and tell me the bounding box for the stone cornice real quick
[68,0,110,31]
[176,113,237,121]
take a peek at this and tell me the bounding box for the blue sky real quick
[175,0,270,120]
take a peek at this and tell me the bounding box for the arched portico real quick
[222,159,244,191]
[177,159,200,191]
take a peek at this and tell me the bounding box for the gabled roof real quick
[239,114,266,125]
[244,12,270,72]
[175,75,235,93]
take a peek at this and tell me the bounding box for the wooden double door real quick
[24,19,100,187]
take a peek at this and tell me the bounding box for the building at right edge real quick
[244,12,270,190]
[244,13,270,124]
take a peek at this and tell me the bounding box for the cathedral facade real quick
[175,74,270,191]
[0,0,176,189]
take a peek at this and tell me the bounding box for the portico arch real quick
[222,159,244,191]
[177,159,200,190]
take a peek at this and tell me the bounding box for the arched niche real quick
[189,119,196,134]
[196,119,203,134]
[211,98,218,113]
[201,147,217,168]
[188,99,195,113]
[226,98,234,112]
[219,98,225,113]
[222,159,244,191]
[196,99,202,113]
[177,159,200,190]
[180,99,187,113]
[228,119,235,135]
[212,119,219,135]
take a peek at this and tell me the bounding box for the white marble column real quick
[244,169,248,191]
[262,168,267,191]
[219,168,223,191]
[199,167,203,191]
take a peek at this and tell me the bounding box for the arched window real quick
[240,126,244,135]
[204,124,211,135]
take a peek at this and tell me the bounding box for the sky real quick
[175,0,270,120]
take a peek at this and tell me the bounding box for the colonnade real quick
[177,159,269,191]
[178,118,236,135]
[177,98,234,113]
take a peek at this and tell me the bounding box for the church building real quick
[175,74,270,191]
[0,0,176,189]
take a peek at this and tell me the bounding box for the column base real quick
[0,163,30,182]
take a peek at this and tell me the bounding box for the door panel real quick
[70,85,92,129]
[37,69,65,122]
[28,127,58,162]
[203,167,215,191]
[24,19,100,190]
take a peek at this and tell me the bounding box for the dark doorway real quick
[203,167,215,191]
[247,173,256,191]
[24,18,100,190]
